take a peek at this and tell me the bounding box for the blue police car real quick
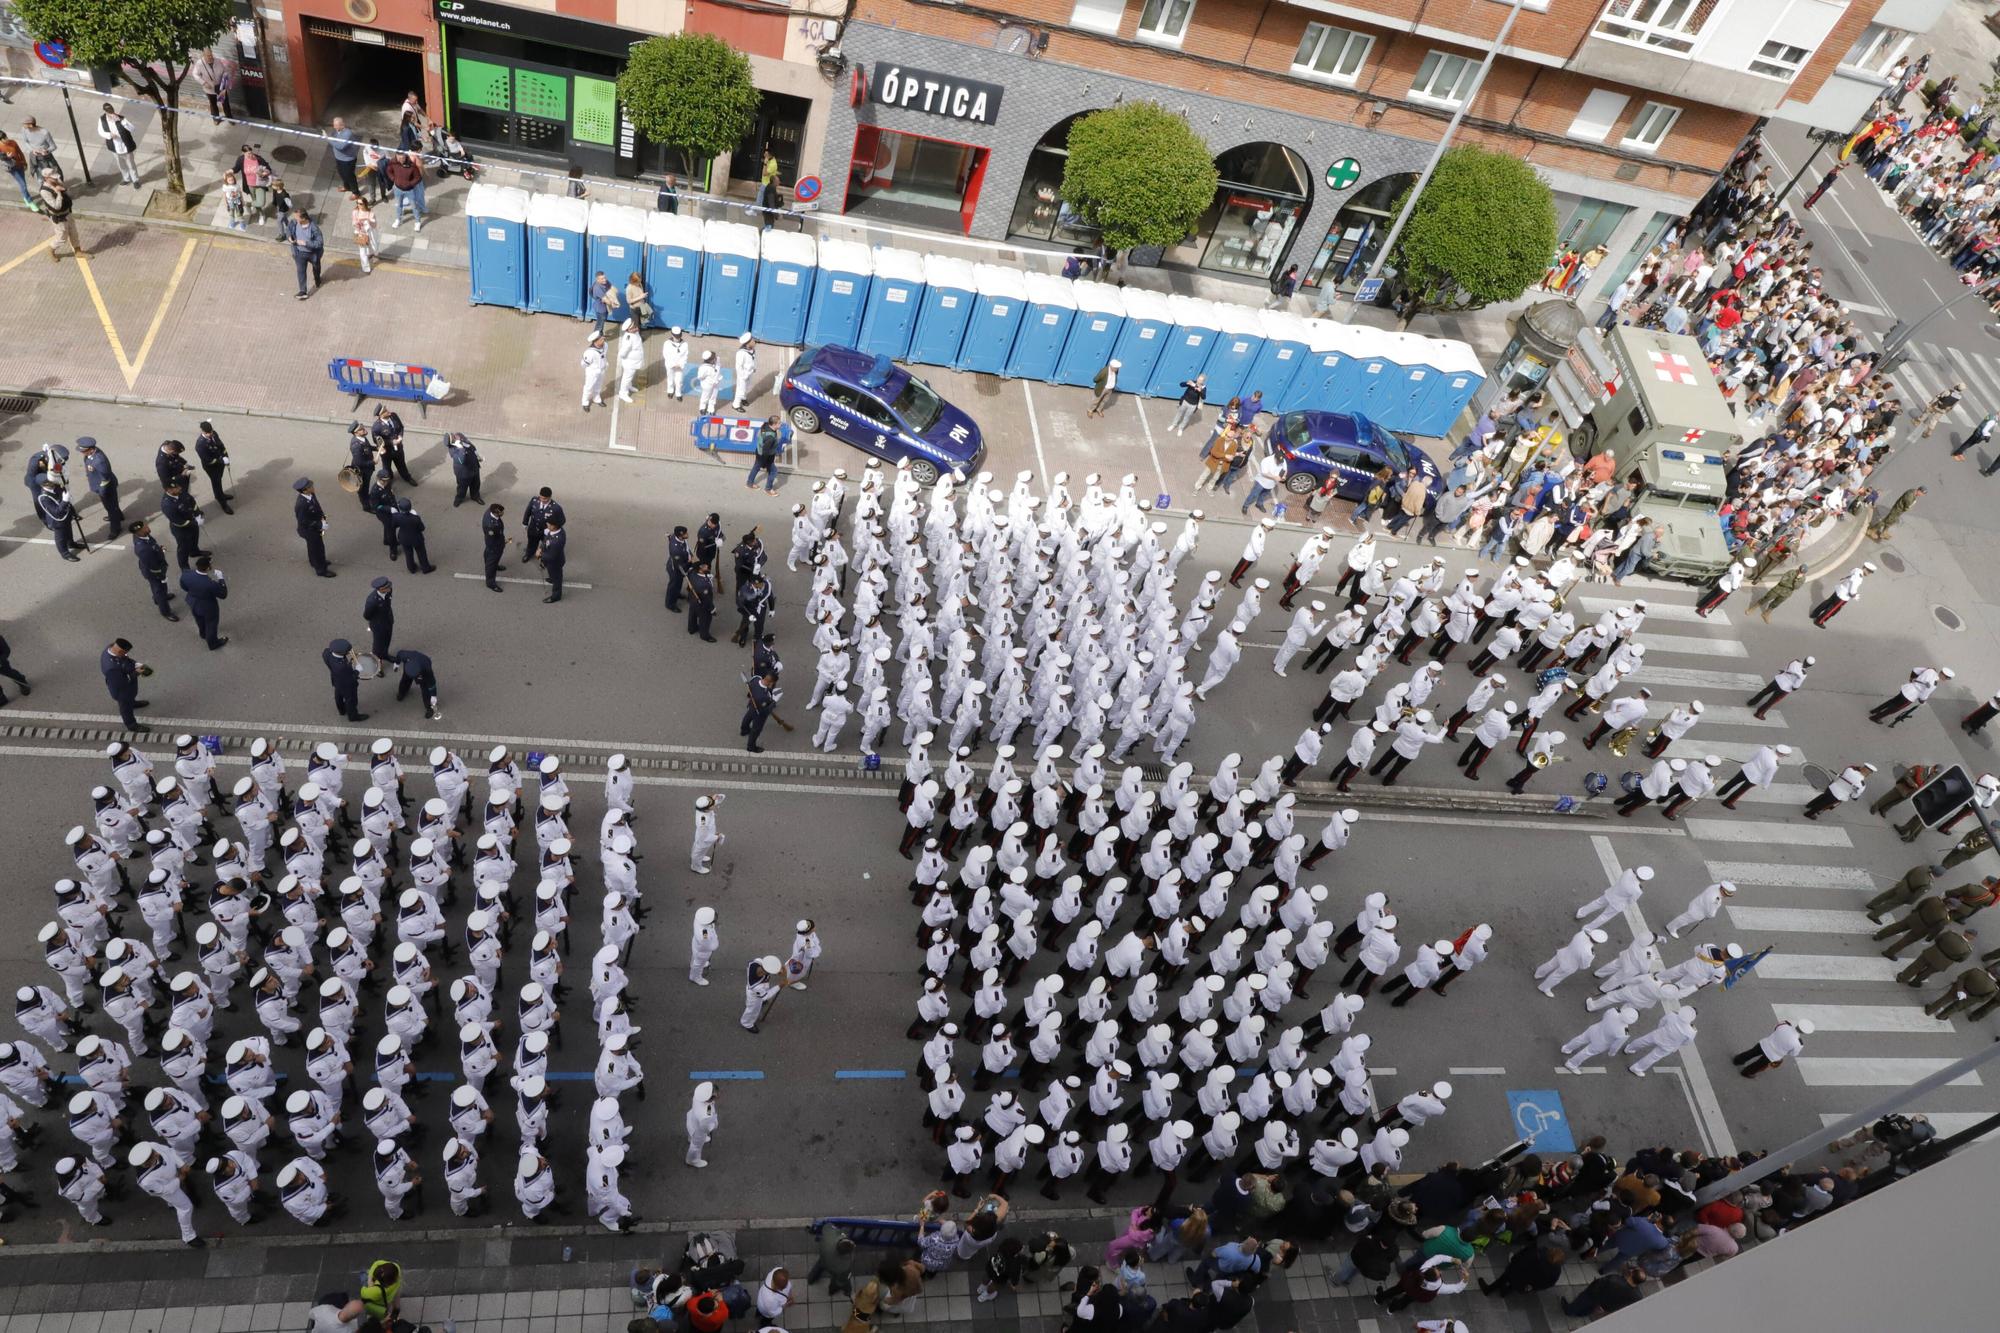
[1266,410,1444,501]
[780,345,984,486]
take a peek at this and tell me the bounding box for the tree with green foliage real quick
[1060,102,1219,253]
[616,33,761,187]
[14,0,232,203]
[1386,145,1556,325]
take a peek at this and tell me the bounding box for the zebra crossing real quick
[1889,340,2000,440]
[1603,587,1996,1132]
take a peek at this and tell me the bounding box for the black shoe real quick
[701,635,716,643]
[133,700,150,708]
[487,583,502,592]
[543,595,560,603]
[748,744,766,753]
[208,638,229,650]
[348,712,369,722]
[317,570,337,578]
[164,613,181,623]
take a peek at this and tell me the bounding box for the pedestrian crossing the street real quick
[1598,582,1997,1134]
[1890,341,2000,441]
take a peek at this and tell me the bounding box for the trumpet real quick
[1643,724,1663,749]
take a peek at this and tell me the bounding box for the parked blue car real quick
[1267,410,1444,501]
[780,345,984,486]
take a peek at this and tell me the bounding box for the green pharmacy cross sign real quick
[1326,157,1362,190]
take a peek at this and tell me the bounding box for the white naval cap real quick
[370,738,393,756]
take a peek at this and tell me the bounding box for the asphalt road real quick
[0,398,1995,1245]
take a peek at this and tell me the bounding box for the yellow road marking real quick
[0,235,53,278]
[73,236,198,388]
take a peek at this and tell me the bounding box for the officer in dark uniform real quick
[22,442,62,508]
[695,513,724,596]
[395,498,435,574]
[372,406,416,484]
[540,517,567,603]
[159,479,204,570]
[688,561,716,642]
[155,439,191,494]
[742,672,779,753]
[346,422,376,512]
[522,487,563,563]
[293,478,335,577]
[393,648,440,719]
[323,638,366,722]
[128,521,178,620]
[364,577,394,658]
[0,632,31,704]
[77,438,123,538]
[35,479,80,561]
[101,638,149,731]
[369,474,400,556]
[178,555,229,650]
[446,433,481,507]
[481,503,508,591]
[732,529,765,589]
[192,421,233,513]
[664,525,692,611]
[753,632,783,681]
[733,572,773,646]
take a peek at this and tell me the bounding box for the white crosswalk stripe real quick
[1666,739,1800,764]
[1781,1003,1951,1034]
[1704,861,1875,890]
[1579,596,1726,625]
[1726,905,1876,935]
[1729,782,1819,806]
[1682,817,1850,847]
[1753,954,1900,982]
[1795,1057,1983,1088]
[1642,701,1783,729]
[1630,664,1762,691]
[1636,632,1749,659]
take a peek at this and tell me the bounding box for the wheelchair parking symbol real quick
[1505,1089,1574,1153]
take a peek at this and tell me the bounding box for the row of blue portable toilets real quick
[464,183,1485,439]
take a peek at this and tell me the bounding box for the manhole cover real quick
[273,145,307,165]
[1935,605,1965,631]
[1879,550,1906,573]
[1803,763,1832,790]
[972,375,1002,398]
[0,394,41,414]
[1987,323,2000,343]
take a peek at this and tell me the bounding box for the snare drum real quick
[350,651,385,680]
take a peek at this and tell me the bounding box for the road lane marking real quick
[1578,597,1724,625]
[1703,860,1874,889]
[0,234,53,279]
[1796,1057,1981,1088]
[1682,817,1850,847]
[1726,905,1876,935]
[1446,1066,1506,1076]
[1636,633,1748,658]
[452,573,594,589]
[835,1069,910,1080]
[73,236,197,388]
[1629,664,1763,691]
[1642,701,1783,729]
[1781,1003,1951,1034]
[1665,740,1801,763]
[687,1070,765,1080]
[1753,954,1900,982]
[1129,394,1167,500]
[1021,380,1051,485]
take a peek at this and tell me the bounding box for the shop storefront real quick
[279,0,441,130]
[841,62,1002,232]
[1301,171,1417,293]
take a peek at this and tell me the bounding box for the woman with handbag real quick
[98,105,141,186]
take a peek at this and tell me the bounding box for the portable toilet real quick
[1052,281,1127,387]
[806,237,872,347]
[642,211,703,330]
[465,182,529,309]
[525,193,589,318]
[957,263,1029,374]
[1006,272,1079,381]
[752,230,816,345]
[1200,303,1270,404]
[586,201,649,306]
[697,220,760,337]
[1280,319,1349,412]
[1409,338,1485,437]
[1359,332,1426,428]
[858,247,926,361]
[910,254,976,367]
[1339,324,1395,416]
[1241,310,1314,414]
[1106,286,1174,395]
[1144,296,1223,398]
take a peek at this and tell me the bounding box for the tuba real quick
[1530,750,1552,769]
[1607,726,1638,757]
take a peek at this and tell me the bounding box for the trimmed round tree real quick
[616,33,761,186]
[1388,145,1557,324]
[1060,102,1219,252]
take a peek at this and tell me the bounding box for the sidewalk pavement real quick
[0,1205,1711,1333]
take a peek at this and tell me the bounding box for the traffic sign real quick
[1326,157,1361,190]
[794,175,822,203]
[1912,764,1975,827]
[33,40,67,69]
[1505,1089,1575,1152]
[1354,276,1384,306]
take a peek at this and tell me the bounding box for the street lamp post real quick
[1878,276,2000,374]
[1337,0,1526,321]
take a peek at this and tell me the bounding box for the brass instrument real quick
[1643,724,1663,749]
[1530,750,1552,769]
[1607,726,1638,757]
[1588,694,1606,714]
[337,466,363,493]
[1400,705,1419,720]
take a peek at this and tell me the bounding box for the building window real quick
[1070,0,1124,36]
[1748,38,1811,80]
[1136,0,1195,45]
[1842,22,1912,77]
[1410,50,1477,105]
[1567,89,1630,142]
[1621,100,1679,151]
[1594,0,1724,56]
[1291,23,1373,85]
